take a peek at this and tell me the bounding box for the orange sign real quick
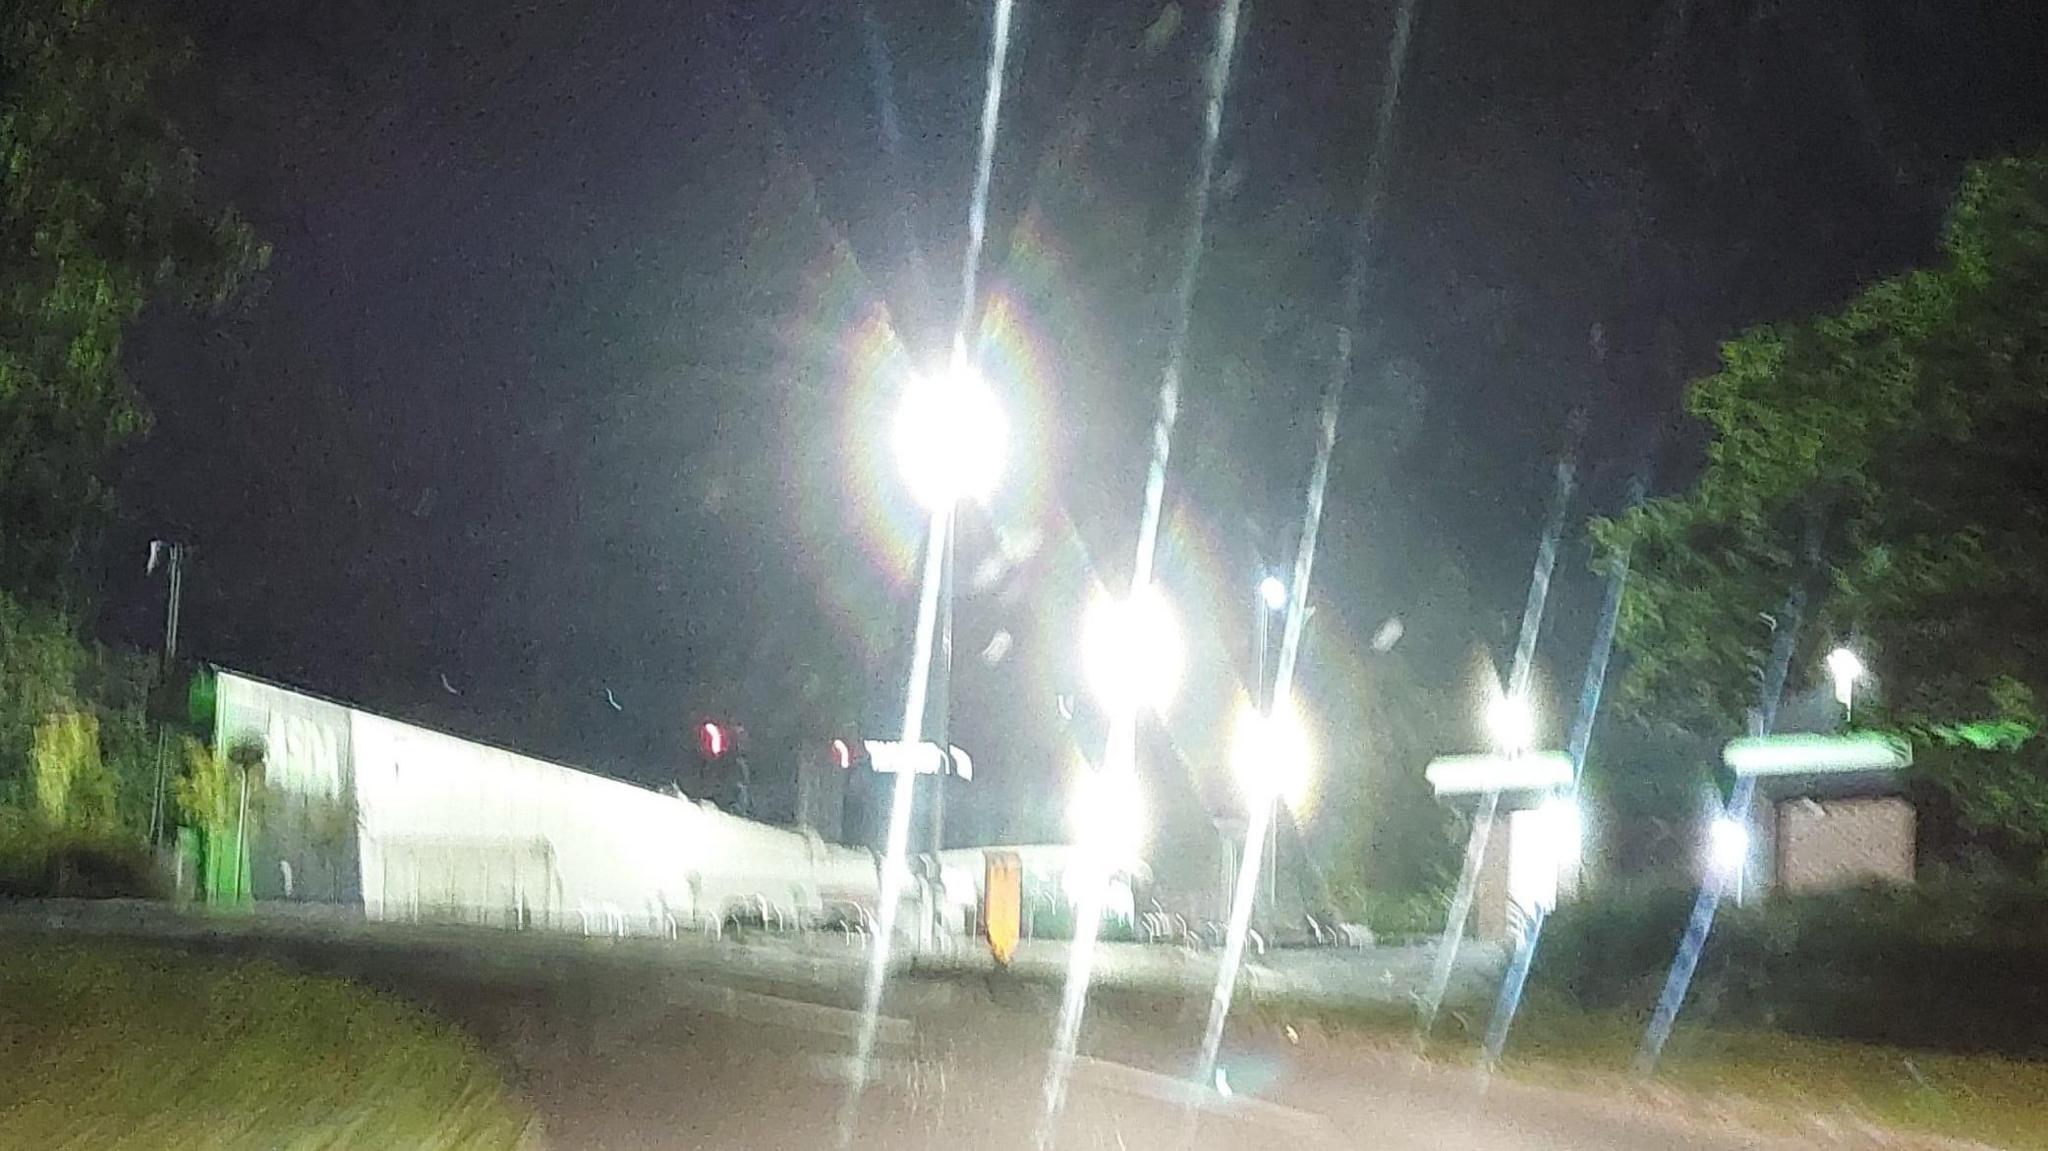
[984,851,1022,966]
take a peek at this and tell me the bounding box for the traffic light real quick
[699,721,728,759]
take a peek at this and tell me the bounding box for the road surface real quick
[1,908,1904,1149]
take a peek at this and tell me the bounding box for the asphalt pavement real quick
[0,906,1922,1150]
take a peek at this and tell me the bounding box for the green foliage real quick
[1534,877,2048,1056]
[1595,154,2048,853]
[0,590,85,794]
[29,709,110,832]
[0,587,157,840]
[0,939,533,1148]
[1,0,266,597]
[173,735,236,834]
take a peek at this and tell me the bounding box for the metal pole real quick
[148,543,185,845]
[234,764,250,902]
[1255,595,1276,907]
[924,504,957,948]
[931,503,956,860]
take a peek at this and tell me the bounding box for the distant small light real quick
[1826,646,1866,710]
[1709,816,1749,876]
[1257,576,1287,612]
[700,722,727,758]
[830,738,852,771]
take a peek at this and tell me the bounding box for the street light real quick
[1229,697,1313,815]
[1826,646,1865,718]
[1082,585,1184,717]
[1484,688,1537,757]
[1068,763,1148,866]
[893,358,1007,511]
[1709,815,1749,879]
[891,353,1006,940]
[1257,575,1287,612]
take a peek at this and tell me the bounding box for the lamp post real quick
[1253,575,1286,904]
[1826,646,1865,722]
[892,353,1005,945]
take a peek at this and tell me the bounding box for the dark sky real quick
[106,0,2046,843]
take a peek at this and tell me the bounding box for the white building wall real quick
[215,670,880,934]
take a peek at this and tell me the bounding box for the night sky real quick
[104,0,2046,845]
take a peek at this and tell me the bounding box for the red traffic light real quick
[700,722,728,758]
[830,738,852,770]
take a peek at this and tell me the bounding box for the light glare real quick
[893,362,1006,510]
[1709,816,1749,877]
[1826,646,1865,709]
[1081,586,1184,716]
[1258,575,1287,611]
[1067,764,1148,866]
[1229,697,1314,814]
[1485,689,1537,755]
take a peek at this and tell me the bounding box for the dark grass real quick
[0,938,535,1149]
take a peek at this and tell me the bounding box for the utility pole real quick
[147,540,186,845]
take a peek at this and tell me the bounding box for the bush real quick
[1532,877,2048,1055]
[0,811,164,900]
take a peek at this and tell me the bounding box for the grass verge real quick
[1229,988,2048,1150]
[0,937,535,1149]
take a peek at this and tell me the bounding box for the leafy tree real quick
[0,589,85,789]
[30,709,114,833]
[1,587,158,838]
[1,0,266,598]
[1596,154,2048,857]
[173,735,235,836]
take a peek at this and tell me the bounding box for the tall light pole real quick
[146,540,186,846]
[891,353,1004,944]
[1253,574,1286,905]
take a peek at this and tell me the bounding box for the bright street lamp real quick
[893,359,1006,511]
[1082,585,1184,717]
[1484,689,1537,757]
[1708,815,1749,878]
[1229,697,1313,815]
[1068,763,1148,866]
[1257,575,1287,612]
[1826,646,1865,717]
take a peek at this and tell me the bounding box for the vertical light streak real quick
[1418,448,1577,1035]
[1636,580,1807,1075]
[1039,1,1246,1142]
[1195,0,1420,1093]
[1481,476,1642,1071]
[840,507,953,1146]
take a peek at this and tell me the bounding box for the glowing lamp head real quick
[892,359,1006,511]
[1709,815,1749,877]
[1826,646,1865,709]
[1485,690,1537,756]
[1229,697,1315,815]
[1257,575,1287,612]
[1068,765,1148,865]
[1081,585,1184,717]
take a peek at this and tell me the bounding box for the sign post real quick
[984,850,1022,967]
[863,740,973,780]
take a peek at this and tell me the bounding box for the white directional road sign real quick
[1425,751,1573,797]
[1722,732,1910,777]
[863,740,973,781]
